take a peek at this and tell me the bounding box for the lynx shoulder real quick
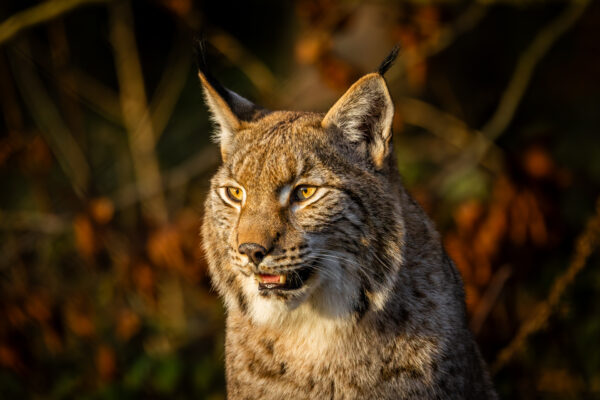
[199,45,497,399]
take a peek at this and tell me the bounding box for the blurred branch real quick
[469,264,512,335]
[0,0,110,46]
[492,197,600,374]
[48,20,87,147]
[208,30,278,97]
[109,1,168,226]
[389,3,488,85]
[0,146,219,234]
[482,0,589,141]
[9,40,90,197]
[67,68,122,124]
[140,31,192,141]
[113,146,220,211]
[431,0,589,189]
[162,2,278,99]
[397,97,504,173]
[0,210,69,234]
[2,41,123,124]
[65,32,191,134]
[0,52,24,132]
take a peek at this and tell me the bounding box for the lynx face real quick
[201,55,404,326]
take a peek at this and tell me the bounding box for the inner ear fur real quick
[322,73,395,169]
[199,71,268,161]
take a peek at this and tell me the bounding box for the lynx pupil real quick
[294,185,316,201]
[227,187,243,202]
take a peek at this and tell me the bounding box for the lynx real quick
[199,45,497,399]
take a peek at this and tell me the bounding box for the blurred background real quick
[1,0,599,398]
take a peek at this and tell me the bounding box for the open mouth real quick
[255,266,313,291]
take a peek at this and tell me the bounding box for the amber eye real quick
[226,187,244,202]
[293,185,317,201]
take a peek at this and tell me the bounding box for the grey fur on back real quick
[199,46,498,399]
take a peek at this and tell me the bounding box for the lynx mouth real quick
[254,266,313,292]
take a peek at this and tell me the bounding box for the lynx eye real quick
[293,185,317,201]
[226,187,244,202]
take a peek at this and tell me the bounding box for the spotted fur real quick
[200,47,497,399]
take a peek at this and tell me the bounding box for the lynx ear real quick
[196,42,267,161]
[322,73,395,169]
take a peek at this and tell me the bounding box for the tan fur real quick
[200,60,497,399]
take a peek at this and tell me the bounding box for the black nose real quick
[238,243,267,265]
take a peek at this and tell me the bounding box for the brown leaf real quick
[444,233,472,282]
[0,345,24,372]
[42,325,63,354]
[147,226,185,271]
[5,305,28,328]
[454,200,483,235]
[414,6,440,38]
[116,309,141,342]
[133,263,155,294]
[73,214,96,258]
[65,301,95,337]
[161,0,192,17]
[90,197,114,225]
[509,193,529,246]
[19,135,53,174]
[96,345,116,381]
[523,146,554,179]
[25,292,52,323]
[526,191,548,246]
[464,284,480,313]
[537,368,583,394]
[295,32,329,64]
[319,55,356,91]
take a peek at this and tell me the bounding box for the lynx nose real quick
[238,243,267,265]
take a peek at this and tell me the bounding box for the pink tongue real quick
[260,274,281,284]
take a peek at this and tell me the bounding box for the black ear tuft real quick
[193,37,237,114]
[194,36,269,123]
[377,45,400,76]
[193,37,209,75]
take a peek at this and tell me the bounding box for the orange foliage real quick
[73,214,96,259]
[64,301,95,338]
[537,368,584,394]
[25,291,52,323]
[19,135,53,174]
[116,308,141,342]
[319,55,356,91]
[455,200,484,235]
[0,133,23,166]
[174,208,206,275]
[147,226,186,271]
[523,146,555,179]
[464,283,481,311]
[161,0,192,17]
[90,197,114,225]
[295,32,329,65]
[5,305,28,329]
[42,326,63,354]
[0,345,23,372]
[132,263,155,295]
[96,345,116,382]
[394,26,427,90]
[414,6,440,39]
[445,174,550,313]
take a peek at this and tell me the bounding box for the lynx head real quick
[200,46,405,327]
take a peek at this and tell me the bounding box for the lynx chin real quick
[199,44,497,399]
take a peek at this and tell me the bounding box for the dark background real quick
[1,0,600,398]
